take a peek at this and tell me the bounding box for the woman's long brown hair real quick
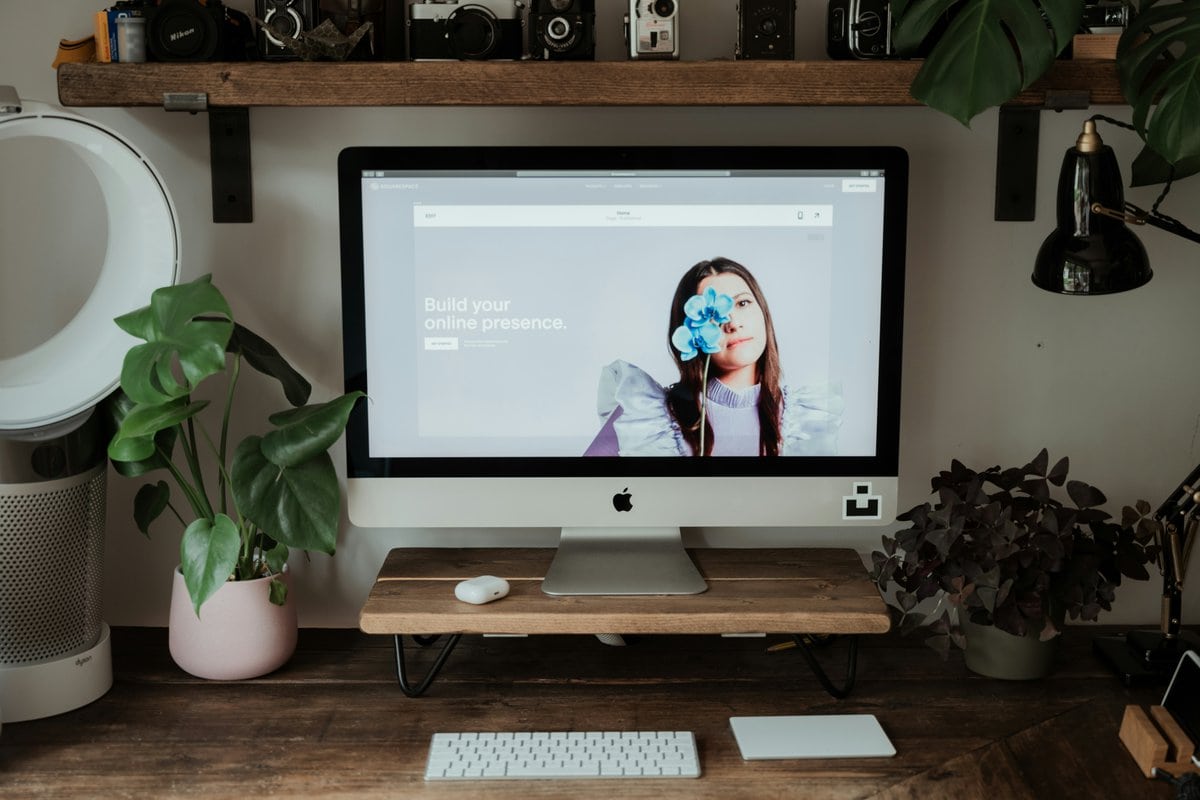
[666,257,783,456]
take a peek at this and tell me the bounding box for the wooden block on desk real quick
[1072,33,1121,60]
[1119,704,1198,778]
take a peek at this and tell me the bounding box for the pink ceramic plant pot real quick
[168,567,298,680]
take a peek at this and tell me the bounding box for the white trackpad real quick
[729,714,896,760]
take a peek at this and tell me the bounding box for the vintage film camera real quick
[408,0,525,60]
[624,0,679,60]
[529,0,595,60]
[826,0,892,59]
[256,0,317,59]
[145,0,256,61]
[1082,0,1131,32]
[736,0,794,60]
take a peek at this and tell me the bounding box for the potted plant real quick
[102,274,364,679]
[869,449,1160,678]
[892,0,1200,186]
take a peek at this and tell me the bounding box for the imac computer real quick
[338,145,907,596]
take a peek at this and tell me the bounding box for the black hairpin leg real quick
[393,634,462,697]
[791,634,858,699]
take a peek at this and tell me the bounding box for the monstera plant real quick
[892,0,1200,186]
[103,274,364,615]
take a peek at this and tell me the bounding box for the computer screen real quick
[338,145,907,595]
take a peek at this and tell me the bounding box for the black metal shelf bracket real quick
[163,92,253,223]
[995,90,1091,222]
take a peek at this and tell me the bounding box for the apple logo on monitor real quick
[612,488,633,512]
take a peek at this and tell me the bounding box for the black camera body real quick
[529,0,595,61]
[256,0,317,59]
[736,0,795,60]
[827,0,892,59]
[408,0,525,60]
[1082,0,1131,32]
[146,0,256,61]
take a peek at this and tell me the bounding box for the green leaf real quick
[268,578,288,607]
[116,274,233,406]
[228,323,311,408]
[264,541,289,575]
[231,436,340,555]
[1129,144,1200,188]
[108,398,208,461]
[1118,1,1200,167]
[180,514,241,616]
[897,0,1081,126]
[100,390,179,477]
[262,392,364,469]
[133,481,170,536]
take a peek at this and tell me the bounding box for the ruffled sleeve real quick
[780,383,844,456]
[595,360,687,456]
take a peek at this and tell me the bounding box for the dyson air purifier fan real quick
[0,90,179,723]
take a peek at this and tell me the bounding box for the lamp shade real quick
[1032,121,1151,295]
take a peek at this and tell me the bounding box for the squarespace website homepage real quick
[359,169,887,461]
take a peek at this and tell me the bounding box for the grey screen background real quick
[360,173,886,457]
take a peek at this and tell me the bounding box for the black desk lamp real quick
[1035,118,1200,682]
[1033,117,1200,296]
[1093,462,1200,686]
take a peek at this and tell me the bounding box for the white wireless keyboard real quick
[424,730,701,780]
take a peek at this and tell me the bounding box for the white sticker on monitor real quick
[843,481,882,520]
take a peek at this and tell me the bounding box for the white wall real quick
[4,0,1199,629]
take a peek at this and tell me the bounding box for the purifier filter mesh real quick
[0,467,105,665]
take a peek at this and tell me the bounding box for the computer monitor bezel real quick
[338,144,907,487]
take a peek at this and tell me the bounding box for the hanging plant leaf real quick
[1118,1,1200,168]
[893,0,1082,126]
[1129,142,1200,187]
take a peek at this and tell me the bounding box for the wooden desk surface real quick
[360,548,892,636]
[0,626,1172,799]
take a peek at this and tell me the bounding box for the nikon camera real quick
[529,0,595,60]
[624,0,679,60]
[737,0,794,60]
[408,0,525,60]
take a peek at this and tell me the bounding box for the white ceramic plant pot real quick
[168,567,298,680]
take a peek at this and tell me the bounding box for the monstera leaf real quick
[114,275,233,406]
[1118,0,1200,184]
[892,0,1082,126]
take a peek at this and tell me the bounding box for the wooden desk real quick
[0,626,1170,798]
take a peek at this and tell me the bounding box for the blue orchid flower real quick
[683,287,733,328]
[671,320,723,361]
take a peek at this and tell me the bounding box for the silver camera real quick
[408,0,525,60]
[624,0,679,60]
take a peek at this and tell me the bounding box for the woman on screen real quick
[584,257,843,457]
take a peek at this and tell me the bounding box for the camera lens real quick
[546,16,571,41]
[653,0,674,17]
[448,8,499,59]
[758,17,778,35]
[265,7,303,45]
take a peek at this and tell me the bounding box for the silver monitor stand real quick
[541,527,708,596]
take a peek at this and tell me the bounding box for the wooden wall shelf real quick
[56,59,1125,109]
[53,59,1126,223]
